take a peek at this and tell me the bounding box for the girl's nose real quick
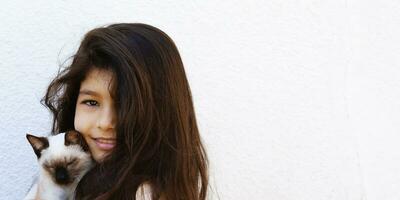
[97,107,116,131]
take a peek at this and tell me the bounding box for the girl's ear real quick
[64,130,90,152]
[26,133,49,159]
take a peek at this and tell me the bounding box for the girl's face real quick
[74,68,117,162]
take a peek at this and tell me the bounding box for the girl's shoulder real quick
[136,182,166,200]
[135,182,153,200]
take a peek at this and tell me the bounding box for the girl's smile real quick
[92,137,116,151]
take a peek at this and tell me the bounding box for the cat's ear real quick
[65,130,80,145]
[26,133,49,159]
[65,130,89,151]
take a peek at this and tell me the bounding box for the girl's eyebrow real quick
[79,89,101,97]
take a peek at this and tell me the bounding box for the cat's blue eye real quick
[82,100,99,107]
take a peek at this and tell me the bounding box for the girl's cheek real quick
[74,109,89,131]
[74,116,83,133]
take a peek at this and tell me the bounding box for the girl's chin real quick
[92,151,111,162]
[89,144,114,162]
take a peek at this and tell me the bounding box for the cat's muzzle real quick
[55,167,71,185]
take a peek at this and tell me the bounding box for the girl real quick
[40,23,209,200]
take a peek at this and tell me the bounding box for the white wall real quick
[1,0,400,199]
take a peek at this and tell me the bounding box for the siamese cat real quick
[24,130,94,200]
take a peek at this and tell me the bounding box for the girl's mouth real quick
[92,137,116,151]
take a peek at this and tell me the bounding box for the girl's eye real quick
[82,100,99,107]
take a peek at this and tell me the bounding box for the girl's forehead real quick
[79,68,116,97]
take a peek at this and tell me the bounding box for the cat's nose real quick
[55,167,70,184]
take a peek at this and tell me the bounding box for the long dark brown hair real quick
[41,23,209,200]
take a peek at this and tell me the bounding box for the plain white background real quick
[1,0,400,199]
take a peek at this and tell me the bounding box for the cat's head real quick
[26,130,94,185]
